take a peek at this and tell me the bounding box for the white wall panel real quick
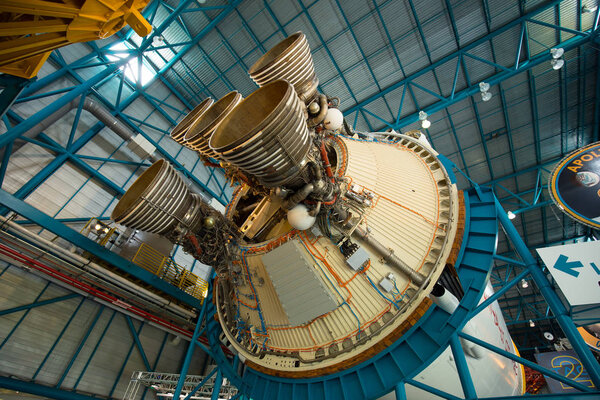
[0,263,207,400]
[1,146,53,194]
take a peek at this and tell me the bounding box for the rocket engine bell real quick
[112,32,524,399]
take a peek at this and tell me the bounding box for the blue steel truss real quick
[0,0,599,399]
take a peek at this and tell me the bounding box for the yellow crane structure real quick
[0,0,152,79]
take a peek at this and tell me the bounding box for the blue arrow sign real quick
[553,254,584,278]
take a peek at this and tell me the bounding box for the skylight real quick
[106,42,156,86]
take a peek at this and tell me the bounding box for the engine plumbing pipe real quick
[283,183,314,210]
[320,141,335,182]
[308,94,328,127]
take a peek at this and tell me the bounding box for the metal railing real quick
[132,242,208,301]
[123,370,237,400]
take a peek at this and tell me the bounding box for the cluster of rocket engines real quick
[111,32,524,399]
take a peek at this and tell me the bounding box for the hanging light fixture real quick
[520,278,529,289]
[418,111,431,129]
[550,48,564,59]
[507,211,516,220]
[551,58,564,70]
[550,48,564,70]
[529,319,536,328]
[479,81,492,101]
[152,35,164,47]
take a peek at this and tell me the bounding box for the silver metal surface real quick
[210,80,311,188]
[248,32,319,102]
[261,239,337,326]
[346,246,370,271]
[111,159,202,235]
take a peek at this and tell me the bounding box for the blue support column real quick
[125,315,152,371]
[211,369,223,400]
[395,383,407,400]
[183,369,217,400]
[495,198,600,388]
[55,306,105,388]
[173,282,211,399]
[449,333,477,400]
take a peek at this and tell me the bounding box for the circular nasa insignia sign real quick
[549,141,600,229]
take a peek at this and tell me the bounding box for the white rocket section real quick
[379,283,524,399]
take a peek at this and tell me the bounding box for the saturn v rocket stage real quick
[112,32,524,399]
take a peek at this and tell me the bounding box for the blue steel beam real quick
[395,383,407,400]
[211,369,224,400]
[0,377,99,400]
[495,198,600,388]
[32,297,86,380]
[343,0,595,129]
[73,310,117,390]
[125,315,152,371]
[449,333,477,399]
[173,286,211,399]
[183,369,217,400]
[459,331,592,392]
[0,293,79,316]
[405,379,462,400]
[140,331,170,399]
[55,306,105,388]
[0,189,202,309]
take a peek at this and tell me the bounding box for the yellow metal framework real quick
[0,0,152,78]
[132,242,209,301]
[80,217,119,246]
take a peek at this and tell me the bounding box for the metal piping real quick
[308,94,328,127]
[0,242,195,339]
[283,183,314,210]
[2,97,160,163]
[82,98,161,163]
[0,215,196,320]
[353,226,427,286]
